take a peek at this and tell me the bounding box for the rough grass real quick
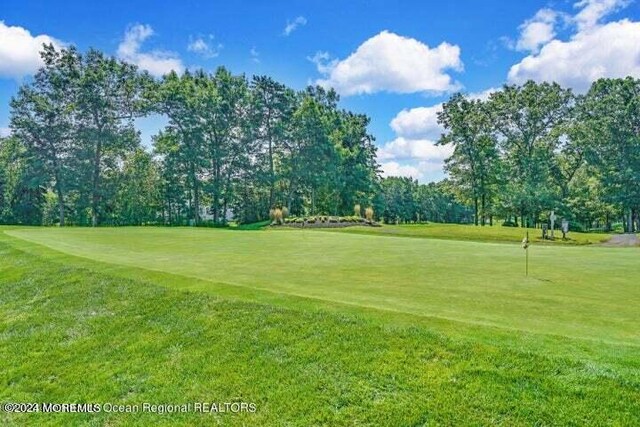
[1,227,639,425]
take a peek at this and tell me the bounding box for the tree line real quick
[435,78,640,232]
[1,45,639,231]
[1,45,379,226]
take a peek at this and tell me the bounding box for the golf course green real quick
[1,225,639,425]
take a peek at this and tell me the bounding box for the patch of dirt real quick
[601,234,640,247]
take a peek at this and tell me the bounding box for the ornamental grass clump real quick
[354,204,361,217]
[273,208,284,225]
[365,207,374,222]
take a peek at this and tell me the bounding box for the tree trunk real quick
[480,193,486,226]
[91,139,102,227]
[212,160,220,224]
[52,167,65,226]
[193,169,200,226]
[268,136,275,209]
[474,197,479,226]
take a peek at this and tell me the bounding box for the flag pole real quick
[526,231,529,276]
[522,231,530,277]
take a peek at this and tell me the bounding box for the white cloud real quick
[250,47,260,63]
[313,30,463,96]
[377,137,453,163]
[515,8,559,52]
[0,21,64,78]
[117,24,184,77]
[378,137,453,181]
[508,19,640,91]
[467,87,501,101]
[388,87,499,141]
[308,51,337,74]
[187,35,222,59]
[382,86,500,182]
[283,16,307,36]
[507,0,639,91]
[0,127,11,137]
[390,105,443,140]
[573,0,630,30]
[380,161,422,180]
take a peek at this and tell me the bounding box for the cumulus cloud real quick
[379,159,449,181]
[390,105,443,140]
[308,51,337,74]
[389,87,499,141]
[467,87,501,101]
[508,0,639,91]
[313,30,463,96]
[117,24,184,77]
[515,8,560,52]
[377,137,453,162]
[0,21,64,78]
[379,161,422,179]
[573,0,630,30]
[0,127,11,137]
[508,19,640,91]
[381,87,500,182]
[283,16,307,36]
[187,35,222,59]
[377,137,453,181]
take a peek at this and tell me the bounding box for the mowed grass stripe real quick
[5,227,640,345]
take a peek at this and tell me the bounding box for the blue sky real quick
[1,0,639,181]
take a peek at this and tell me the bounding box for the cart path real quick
[601,233,640,247]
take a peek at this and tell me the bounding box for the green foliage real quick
[0,136,44,225]
[438,93,500,225]
[3,44,640,233]
[379,177,472,224]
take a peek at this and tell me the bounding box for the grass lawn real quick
[323,222,612,245]
[1,225,639,425]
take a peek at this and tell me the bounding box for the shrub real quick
[281,206,289,219]
[365,207,374,221]
[570,222,587,232]
[354,204,361,217]
[269,209,276,221]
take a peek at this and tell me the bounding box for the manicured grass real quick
[1,226,639,425]
[323,222,612,245]
[5,227,638,344]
